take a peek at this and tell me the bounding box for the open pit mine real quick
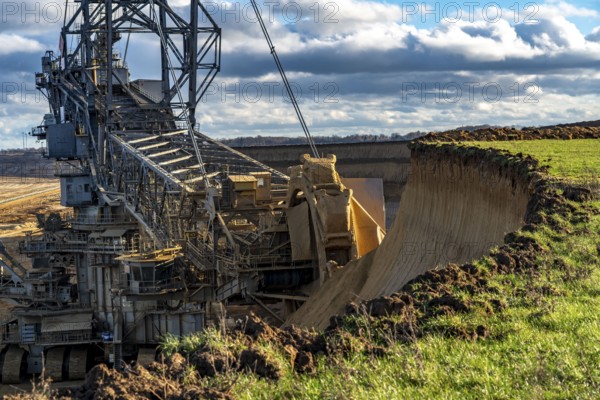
[0,0,551,387]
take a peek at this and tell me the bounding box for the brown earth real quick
[286,144,533,329]
[419,125,600,142]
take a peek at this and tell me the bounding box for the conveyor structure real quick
[0,0,384,382]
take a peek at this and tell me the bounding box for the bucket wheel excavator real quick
[0,0,384,382]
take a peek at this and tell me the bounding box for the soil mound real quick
[419,125,600,142]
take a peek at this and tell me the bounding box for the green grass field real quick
[463,139,600,182]
[159,140,600,399]
[193,208,600,399]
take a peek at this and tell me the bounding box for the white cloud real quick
[0,0,72,36]
[214,0,600,70]
[586,26,600,42]
[418,19,542,61]
[515,16,590,50]
[0,34,44,55]
[537,1,599,18]
[0,100,49,149]
[289,0,404,36]
[193,66,600,140]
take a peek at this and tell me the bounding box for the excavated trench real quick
[286,145,531,329]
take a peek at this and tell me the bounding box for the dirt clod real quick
[563,186,593,202]
[190,350,234,377]
[236,314,278,341]
[294,350,317,374]
[239,347,281,379]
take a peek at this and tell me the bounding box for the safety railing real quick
[54,163,88,177]
[19,240,127,254]
[35,330,98,345]
[67,213,134,225]
[1,331,20,344]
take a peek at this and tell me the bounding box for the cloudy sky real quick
[0,0,599,148]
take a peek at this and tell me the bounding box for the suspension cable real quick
[249,0,319,158]
[123,21,133,63]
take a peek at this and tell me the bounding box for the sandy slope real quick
[286,149,531,329]
[0,178,64,317]
[0,178,57,202]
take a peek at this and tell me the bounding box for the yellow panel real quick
[341,177,386,230]
[229,175,258,191]
[350,197,385,257]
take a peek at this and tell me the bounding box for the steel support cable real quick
[123,21,133,63]
[148,0,210,189]
[249,0,319,159]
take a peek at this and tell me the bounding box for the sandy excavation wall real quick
[286,145,531,329]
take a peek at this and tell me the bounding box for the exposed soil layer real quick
[50,362,234,400]
[286,143,533,329]
[419,125,600,142]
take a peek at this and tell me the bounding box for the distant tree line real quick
[219,125,507,147]
[221,131,429,147]
[0,148,44,154]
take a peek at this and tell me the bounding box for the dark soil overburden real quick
[419,125,600,142]
[540,120,600,129]
[7,136,599,399]
[68,361,232,400]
